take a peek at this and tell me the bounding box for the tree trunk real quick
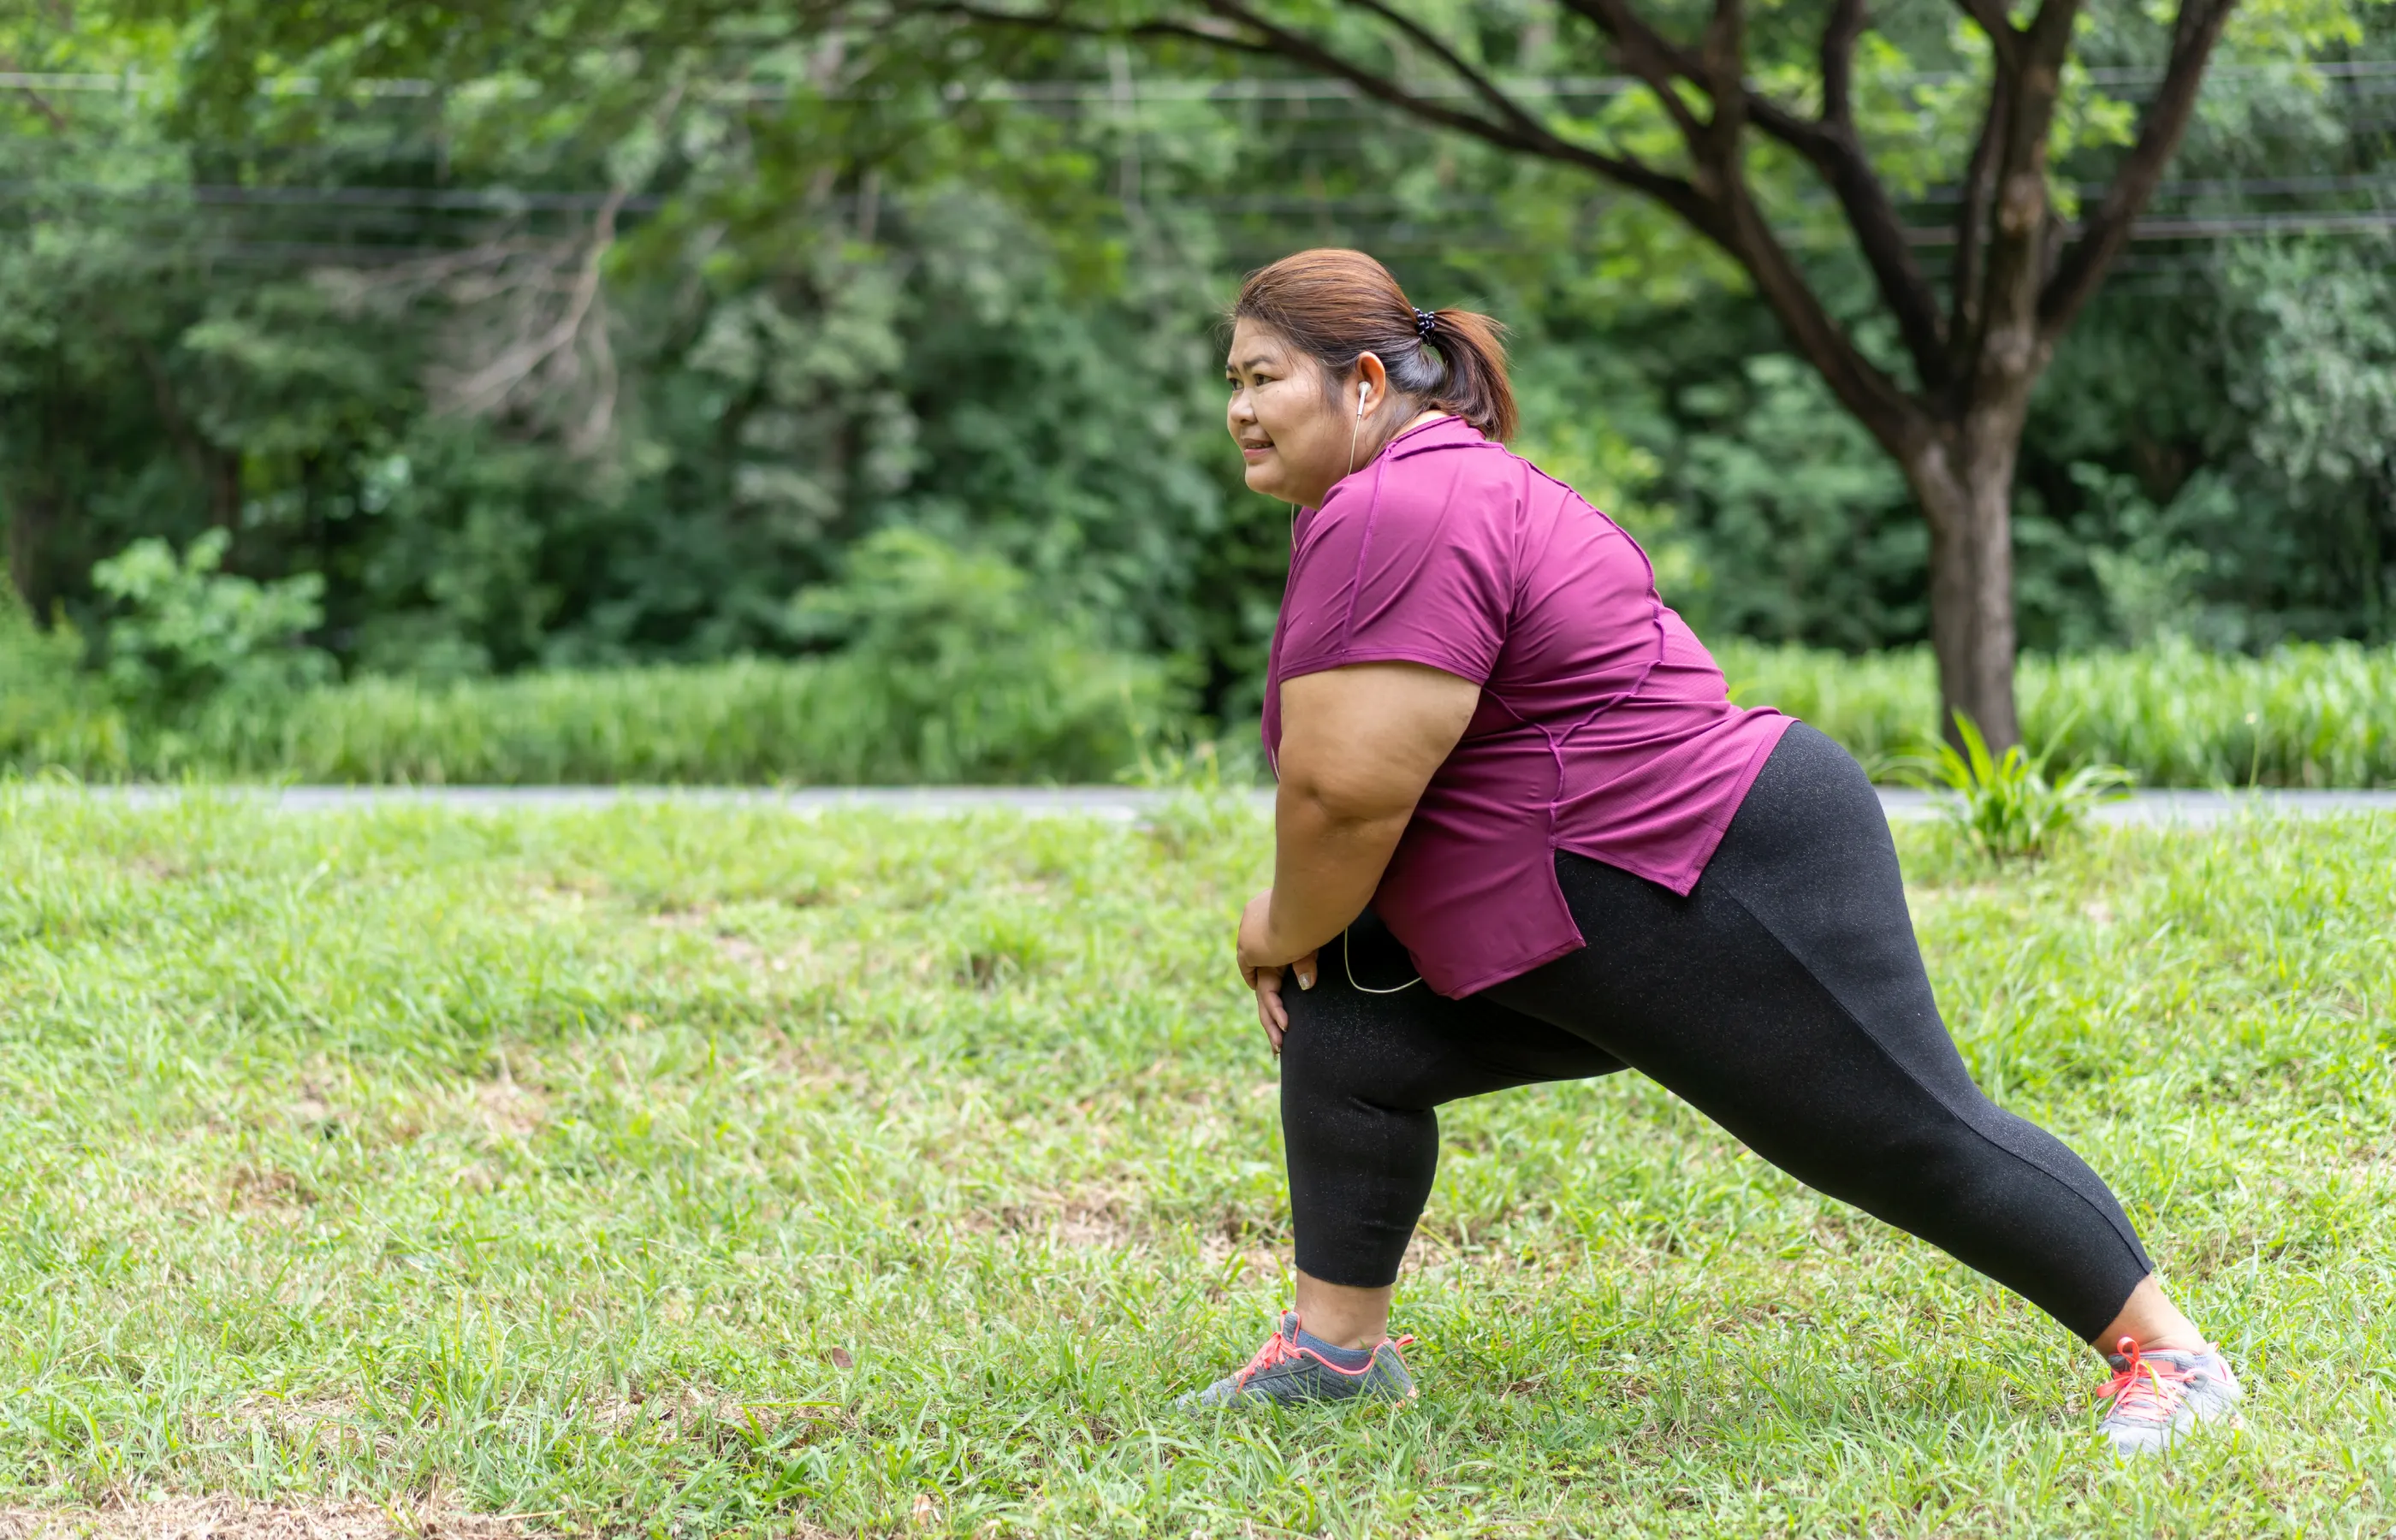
[1903,427,2024,751]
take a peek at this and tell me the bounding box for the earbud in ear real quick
[1356,382,1368,418]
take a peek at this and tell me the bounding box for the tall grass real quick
[1718,638,2396,787]
[7,622,2390,786]
[1,646,1183,786]
[205,649,1182,785]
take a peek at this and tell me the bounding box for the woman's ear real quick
[1354,351,1391,414]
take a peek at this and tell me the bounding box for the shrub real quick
[0,596,129,776]
[189,533,1189,785]
[1901,713,2135,862]
[91,530,334,724]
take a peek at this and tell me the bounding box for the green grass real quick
[1,791,2393,1536]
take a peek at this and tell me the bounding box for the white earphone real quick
[1347,378,1369,473]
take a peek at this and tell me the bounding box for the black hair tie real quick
[1414,307,1438,341]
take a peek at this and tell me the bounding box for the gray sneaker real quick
[2096,1336,2245,1454]
[1180,1312,1416,1409]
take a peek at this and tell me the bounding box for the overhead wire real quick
[14,55,2396,102]
[9,54,2393,270]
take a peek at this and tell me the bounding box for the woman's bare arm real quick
[1237,660,1480,1045]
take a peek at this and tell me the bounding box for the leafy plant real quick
[1904,713,2135,863]
[0,595,129,776]
[785,528,1189,782]
[90,530,335,721]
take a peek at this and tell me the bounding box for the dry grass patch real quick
[584,1385,844,1451]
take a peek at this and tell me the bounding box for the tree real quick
[925,0,2258,746]
[48,0,2387,720]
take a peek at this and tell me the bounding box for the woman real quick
[1185,249,2241,1454]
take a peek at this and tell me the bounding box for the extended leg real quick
[1490,726,2159,1342]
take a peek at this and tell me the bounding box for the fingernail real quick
[1297,970,1314,990]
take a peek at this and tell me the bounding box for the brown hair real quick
[1231,248,1516,442]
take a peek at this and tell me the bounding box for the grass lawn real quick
[0,791,2390,1537]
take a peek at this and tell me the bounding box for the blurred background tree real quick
[2,0,2392,739]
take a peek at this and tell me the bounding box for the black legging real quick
[1280,722,2154,1343]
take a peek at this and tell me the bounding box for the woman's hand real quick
[1237,889,1318,1055]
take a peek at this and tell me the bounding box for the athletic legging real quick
[1280,723,2154,1343]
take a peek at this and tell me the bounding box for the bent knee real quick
[1281,1028,1438,1114]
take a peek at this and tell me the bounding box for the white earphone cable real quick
[1341,924,1423,994]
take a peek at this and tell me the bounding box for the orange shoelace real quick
[2096,1335,2195,1423]
[1236,1324,1416,1387]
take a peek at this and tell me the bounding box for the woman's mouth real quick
[1240,441,1272,462]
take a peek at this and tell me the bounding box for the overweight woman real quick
[1183,249,2242,1455]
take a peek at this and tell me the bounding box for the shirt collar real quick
[1384,414,1488,458]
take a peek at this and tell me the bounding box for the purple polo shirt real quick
[1263,417,1792,997]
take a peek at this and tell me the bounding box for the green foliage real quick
[91,530,335,720]
[0,794,2391,1530]
[1659,352,1924,649]
[1721,639,2396,790]
[10,0,2396,709]
[0,596,128,773]
[1903,713,2136,863]
[129,534,1189,785]
[788,527,1068,675]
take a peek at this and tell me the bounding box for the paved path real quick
[46,784,2396,823]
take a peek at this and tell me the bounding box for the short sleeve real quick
[1275,458,1511,686]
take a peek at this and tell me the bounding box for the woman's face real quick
[1225,319,1361,509]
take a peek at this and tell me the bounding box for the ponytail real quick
[1416,305,1515,443]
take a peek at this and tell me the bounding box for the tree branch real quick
[1947,80,2008,359]
[933,2,1275,52]
[1551,0,1711,142]
[1515,0,1932,437]
[1710,187,1930,453]
[1335,0,1561,146]
[1698,0,1747,155]
[946,0,1927,448]
[1942,0,2078,389]
[1175,0,1722,216]
[0,52,71,129]
[1949,0,2024,69]
[1736,0,1949,391]
[1820,0,1866,122]
[2039,0,2238,337]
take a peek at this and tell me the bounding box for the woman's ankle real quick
[1292,1269,1394,1349]
[2093,1275,2209,1358]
